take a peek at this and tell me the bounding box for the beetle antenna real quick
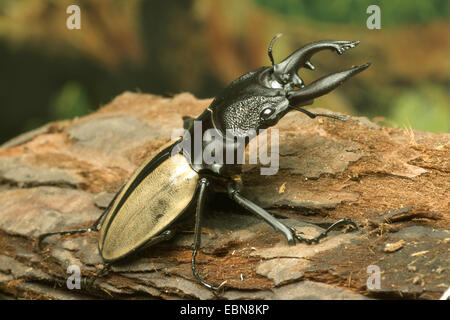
[268,33,283,66]
[290,105,348,121]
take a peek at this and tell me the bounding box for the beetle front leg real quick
[289,218,358,245]
[227,183,295,245]
[227,182,358,246]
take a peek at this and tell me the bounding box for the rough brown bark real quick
[0,92,448,300]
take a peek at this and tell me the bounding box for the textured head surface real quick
[209,38,370,137]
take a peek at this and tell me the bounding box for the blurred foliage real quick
[0,0,144,66]
[0,0,448,144]
[390,85,449,132]
[256,0,449,26]
[49,82,91,121]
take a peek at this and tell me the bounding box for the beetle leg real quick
[83,263,111,290]
[290,218,358,245]
[191,178,223,292]
[38,184,126,248]
[227,183,295,245]
[227,183,358,245]
[38,227,96,249]
[140,229,175,250]
[37,208,109,249]
[82,230,175,289]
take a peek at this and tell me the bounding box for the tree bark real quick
[0,92,448,299]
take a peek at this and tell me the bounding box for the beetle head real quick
[209,34,370,137]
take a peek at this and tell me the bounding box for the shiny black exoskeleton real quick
[183,35,370,177]
[39,35,370,292]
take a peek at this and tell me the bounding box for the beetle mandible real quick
[39,34,371,291]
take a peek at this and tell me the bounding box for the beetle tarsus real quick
[83,263,111,290]
[290,218,358,245]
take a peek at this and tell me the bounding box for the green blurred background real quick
[0,0,448,144]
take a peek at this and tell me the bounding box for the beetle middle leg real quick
[227,182,357,245]
[140,229,176,250]
[191,177,226,292]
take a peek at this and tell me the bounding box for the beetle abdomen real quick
[99,149,199,262]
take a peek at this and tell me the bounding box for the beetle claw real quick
[267,38,370,106]
[272,39,363,86]
[335,40,360,54]
[287,63,371,105]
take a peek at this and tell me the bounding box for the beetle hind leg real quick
[38,211,107,248]
[37,189,121,249]
[38,227,97,249]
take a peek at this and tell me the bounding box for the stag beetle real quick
[39,34,370,291]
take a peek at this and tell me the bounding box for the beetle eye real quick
[260,108,275,120]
